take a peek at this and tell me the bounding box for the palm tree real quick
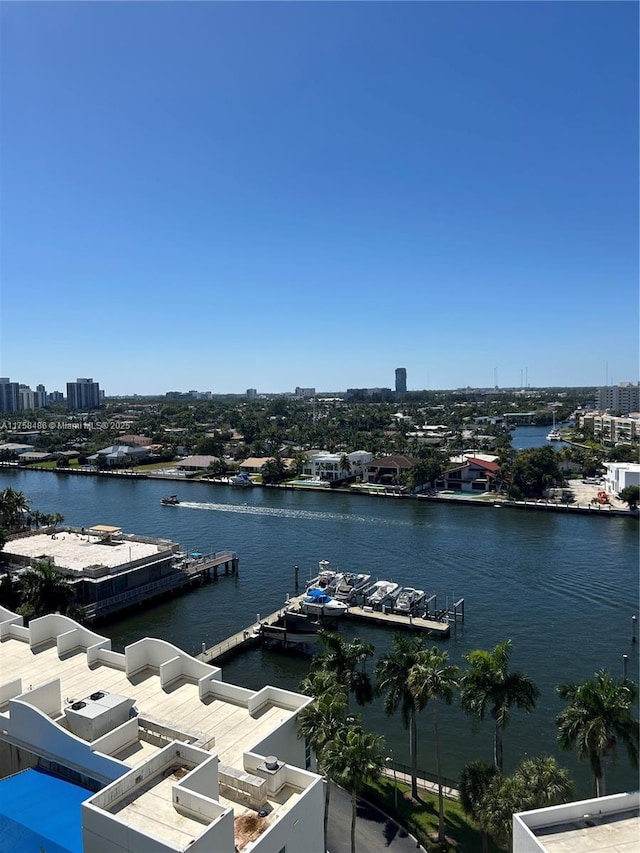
[458,761,498,853]
[376,633,428,798]
[0,488,30,531]
[557,669,639,797]
[19,561,76,621]
[323,724,385,853]
[297,683,349,849]
[312,631,374,707]
[408,647,460,842]
[476,756,574,849]
[460,639,540,771]
[512,756,574,808]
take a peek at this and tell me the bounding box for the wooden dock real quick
[343,604,451,637]
[198,589,462,665]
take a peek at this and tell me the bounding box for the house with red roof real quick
[435,456,500,494]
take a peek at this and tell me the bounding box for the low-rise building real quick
[436,457,499,493]
[513,791,639,852]
[0,607,324,853]
[603,462,640,495]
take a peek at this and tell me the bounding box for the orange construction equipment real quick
[597,490,609,505]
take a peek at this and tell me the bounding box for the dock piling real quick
[633,615,637,644]
[623,654,628,679]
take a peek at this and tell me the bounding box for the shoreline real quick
[1,462,636,519]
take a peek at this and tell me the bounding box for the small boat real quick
[299,588,348,618]
[160,495,180,506]
[393,587,425,615]
[333,572,371,602]
[229,472,254,487]
[365,580,399,607]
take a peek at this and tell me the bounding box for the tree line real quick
[297,631,638,853]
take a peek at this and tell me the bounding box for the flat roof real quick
[534,808,640,853]
[0,634,297,771]
[4,532,162,573]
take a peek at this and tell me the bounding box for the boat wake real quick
[174,501,412,526]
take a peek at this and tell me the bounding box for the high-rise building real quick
[395,367,407,394]
[246,388,257,400]
[0,377,20,412]
[66,378,101,410]
[596,382,640,415]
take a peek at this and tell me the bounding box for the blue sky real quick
[1,1,638,395]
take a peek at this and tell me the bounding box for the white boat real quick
[299,588,348,617]
[547,413,562,442]
[393,587,425,614]
[365,580,399,607]
[229,472,254,487]
[307,560,338,591]
[333,572,371,602]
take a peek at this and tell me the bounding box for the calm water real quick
[1,468,638,796]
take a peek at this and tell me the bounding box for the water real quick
[1,468,638,796]
[510,424,568,450]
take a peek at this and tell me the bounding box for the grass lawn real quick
[362,776,505,853]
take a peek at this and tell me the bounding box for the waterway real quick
[1,463,637,797]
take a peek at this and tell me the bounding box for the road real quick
[326,782,425,853]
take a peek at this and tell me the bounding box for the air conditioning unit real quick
[64,690,135,741]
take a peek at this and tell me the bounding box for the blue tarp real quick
[0,767,89,853]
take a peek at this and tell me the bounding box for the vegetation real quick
[408,648,460,842]
[324,725,386,853]
[557,669,639,797]
[376,633,429,798]
[308,630,375,707]
[619,485,639,509]
[460,640,540,771]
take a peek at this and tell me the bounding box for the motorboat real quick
[365,580,399,607]
[160,495,180,506]
[229,472,254,487]
[307,560,338,591]
[333,572,371,602]
[393,587,425,614]
[299,588,348,617]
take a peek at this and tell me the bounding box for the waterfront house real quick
[0,606,324,853]
[366,454,416,485]
[435,457,499,493]
[88,445,150,466]
[175,454,219,471]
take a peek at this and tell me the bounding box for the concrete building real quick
[395,367,407,395]
[513,791,639,852]
[580,412,639,445]
[0,606,324,853]
[595,383,640,415]
[246,388,258,400]
[294,387,316,398]
[0,377,20,412]
[67,378,101,411]
[603,462,640,495]
[302,450,373,482]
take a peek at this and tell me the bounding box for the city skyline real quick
[1,2,638,395]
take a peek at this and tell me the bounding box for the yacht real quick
[299,588,348,618]
[547,413,562,442]
[229,472,254,487]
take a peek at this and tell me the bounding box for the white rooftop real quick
[4,531,163,573]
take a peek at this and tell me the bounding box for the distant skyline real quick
[1,2,638,395]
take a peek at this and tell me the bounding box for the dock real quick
[197,588,464,665]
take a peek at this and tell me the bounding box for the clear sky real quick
[1,1,638,395]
